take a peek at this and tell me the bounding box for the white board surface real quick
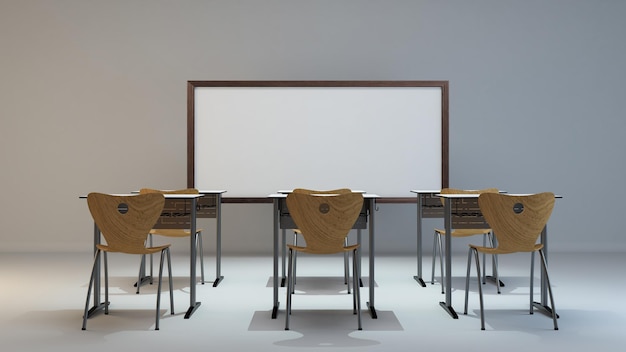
[190,82,447,198]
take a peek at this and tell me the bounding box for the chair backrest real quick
[139,188,199,195]
[286,192,363,254]
[478,192,555,252]
[87,193,165,253]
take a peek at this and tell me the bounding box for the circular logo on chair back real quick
[319,203,330,214]
[513,203,524,214]
[117,203,129,214]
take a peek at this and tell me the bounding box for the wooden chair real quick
[82,192,174,330]
[464,192,558,330]
[432,188,500,293]
[290,188,354,291]
[135,188,205,293]
[284,191,364,331]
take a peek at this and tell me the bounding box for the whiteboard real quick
[188,81,448,200]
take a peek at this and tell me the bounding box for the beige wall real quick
[2,1,626,254]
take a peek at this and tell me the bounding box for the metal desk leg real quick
[86,223,107,318]
[185,197,201,318]
[532,225,558,318]
[134,238,153,289]
[484,234,505,288]
[357,229,363,287]
[414,194,426,287]
[281,228,287,287]
[213,195,225,287]
[366,198,378,319]
[440,197,458,319]
[272,199,280,319]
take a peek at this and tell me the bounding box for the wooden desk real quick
[268,192,380,319]
[410,190,499,287]
[81,193,208,319]
[136,190,227,288]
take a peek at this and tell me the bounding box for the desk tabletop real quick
[410,190,440,194]
[410,190,504,194]
[79,193,205,199]
[436,193,562,198]
[277,189,366,194]
[269,193,380,198]
[198,190,227,194]
[130,190,227,194]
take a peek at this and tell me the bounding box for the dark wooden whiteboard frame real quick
[187,80,449,203]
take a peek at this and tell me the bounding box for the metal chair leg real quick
[167,248,174,315]
[487,233,501,293]
[156,249,165,330]
[474,248,485,330]
[197,232,205,284]
[82,250,101,330]
[293,234,297,288]
[285,248,294,330]
[431,232,437,285]
[530,251,535,314]
[149,235,154,284]
[433,233,445,293]
[137,254,145,294]
[538,250,559,330]
[155,247,174,330]
[103,252,109,315]
[482,234,487,284]
[465,248,485,330]
[344,238,350,293]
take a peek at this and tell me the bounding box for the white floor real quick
[1,251,624,352]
